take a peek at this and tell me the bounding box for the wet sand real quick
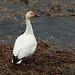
[0,39,75,75]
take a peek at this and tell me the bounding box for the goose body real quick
[12,11,40,64]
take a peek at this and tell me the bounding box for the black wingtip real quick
[13,55,19,64]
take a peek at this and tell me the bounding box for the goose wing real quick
[13,34,37,59]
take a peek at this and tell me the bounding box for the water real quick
[0,1,75,50]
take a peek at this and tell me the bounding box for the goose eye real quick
[31,13,33,14]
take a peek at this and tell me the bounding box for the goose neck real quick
[25,19,34,35]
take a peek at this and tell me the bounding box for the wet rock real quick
[67,9,74,13]
[20,0,30,4]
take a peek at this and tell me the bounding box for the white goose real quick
[12,11,40,64]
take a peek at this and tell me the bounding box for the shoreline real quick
[0,0,75,46]
[0,1,75,74]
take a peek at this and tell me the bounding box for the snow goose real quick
[12,11,40,64]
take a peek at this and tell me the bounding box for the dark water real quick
[0,1,75,50]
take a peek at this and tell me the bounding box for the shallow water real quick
[0,1,75,50]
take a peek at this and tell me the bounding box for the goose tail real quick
[12,55,22,64]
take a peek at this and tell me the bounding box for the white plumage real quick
[12,11,40,64]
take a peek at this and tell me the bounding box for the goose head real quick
[26,11,40,20]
